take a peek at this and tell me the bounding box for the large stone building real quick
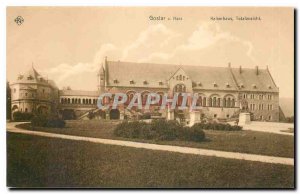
[10,67,59,117]
[10,58,280,122]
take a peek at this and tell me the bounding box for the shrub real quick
[188,126,206,142]
[13,111,33,121]
[46,115,66,128]
[192,122,242,131]
[114,119,206,142]
[31,114,47,127]
[140,113,151,120]
[286,116,294,123]
[31,114,65,128]
[87,111,95,120]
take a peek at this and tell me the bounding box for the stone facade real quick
[99,58,280,122]
[10,58,280,122]
[10,67,59,119]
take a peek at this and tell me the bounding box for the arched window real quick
[89,99,91,104]
[227,98,231,107]
[178,85,182,92]
[197,96,202,106]
[213,97,216,107]
[203,97,206,107]
[83,99,86,104]
[217,98,221,107]
[173,84,186,93]
[61,98,64,104]
[223,98,227,107]
[208,98,212,107]
[129,93,134,104]
[231,99,235,108]
[156,93,163,106]
[67,98,70,104]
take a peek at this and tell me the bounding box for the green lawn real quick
[16,120,294,158]
[7,133,294,188]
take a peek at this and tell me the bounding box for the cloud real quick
[40,43,119,88]
[121,24,181,61]
[43,23,257,90]
[177,23,231,51]
[132,23,257,65]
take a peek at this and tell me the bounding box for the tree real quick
[6,81,11,120]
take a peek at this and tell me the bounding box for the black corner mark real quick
[14,16,24,26]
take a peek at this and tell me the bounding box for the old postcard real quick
[6,7,294,188]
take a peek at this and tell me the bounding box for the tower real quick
[98,65,105,94]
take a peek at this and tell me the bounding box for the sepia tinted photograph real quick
[6,6,294,188]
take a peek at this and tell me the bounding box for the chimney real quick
[239,66,242,74]
[255,66,259,75]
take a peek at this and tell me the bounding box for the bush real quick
[189,126,206,141]
[140,113,151,120]
[114,119,206,142]
[192,122,242,131]
[46,115,66,128]
[31,114,65,128]
[286,116,294,123]
[87,111,95,120]
[31,114,48,127]
[13,111,33,121]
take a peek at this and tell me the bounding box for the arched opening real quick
[203,97,206,107]
[110,109,120,120]
[141,91,150,105]
[223,94,236,108]
[12,105,18,112]
[126,91,136,106]
[173,84,186,107]
[157,92,164,106]
[196,96,202,106]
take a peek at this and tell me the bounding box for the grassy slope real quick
[16,120,294,158]
[7,133,294,188]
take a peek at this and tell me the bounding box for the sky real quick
[7,7,294,98]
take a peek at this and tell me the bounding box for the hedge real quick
[31,114,65,128]
[192,122,242,131]
[114,119,205,142]
[13,111,33,121]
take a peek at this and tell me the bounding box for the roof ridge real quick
[107,60,231,69]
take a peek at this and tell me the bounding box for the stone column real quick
[120,111,125,120]
[167,108,174,120]
[105,110,110,120]
[189,110,201,127]
[239,112,251,125]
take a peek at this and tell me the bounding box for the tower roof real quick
[14,65,49,85]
